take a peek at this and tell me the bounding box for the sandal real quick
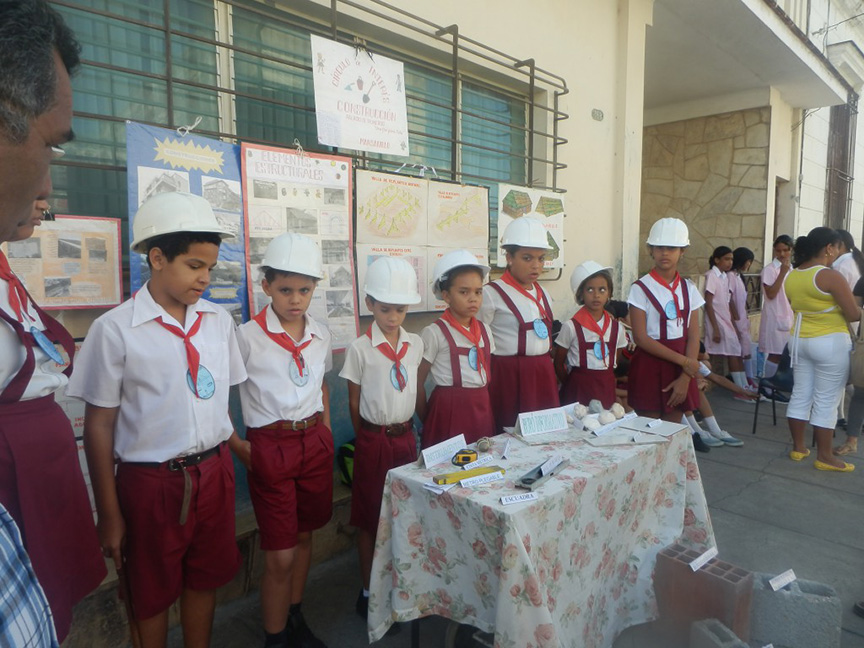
[789,449,810,461]
[834,442,858,456]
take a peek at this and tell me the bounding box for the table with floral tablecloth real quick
[368,428,714,648]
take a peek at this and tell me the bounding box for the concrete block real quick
[690,619,748,648]
[749,572,842,648]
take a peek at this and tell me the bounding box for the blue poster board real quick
[125,121,248,324]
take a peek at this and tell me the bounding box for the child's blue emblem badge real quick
[187,365,216,399]
[468,346,479,371]
[593,340,607,360]
[289,360,309,387]
[390,363,408,391]
[664,300,678,319]
[30,327,63,364]
[533,319,549,339]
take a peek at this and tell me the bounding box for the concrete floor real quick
[169,389,864,648]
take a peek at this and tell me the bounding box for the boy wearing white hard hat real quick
[480,217,559,431]
[68,191,248,645]
[416,250,496,447]
[236,233,333,648]
[554,261,627,408]
[339,256,423,621]
[626,218,706,443]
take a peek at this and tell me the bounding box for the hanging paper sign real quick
[310,35,409,157]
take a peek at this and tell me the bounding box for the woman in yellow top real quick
[784,227,861,472]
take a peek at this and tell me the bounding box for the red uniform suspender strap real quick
[487,281,552,356]
[571,318,620,368]
[434,319,492,388]
[0,286,76,403]
[633,279,691,343]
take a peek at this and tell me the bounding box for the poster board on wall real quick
[126,121,249,325]
[241,143,359,350]
[496,183,565,270]
[3,216,123,309]
[354,169,490,313]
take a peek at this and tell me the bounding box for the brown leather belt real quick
[362,418,412,437]
[122,442,226,525]
[262,412,322,431]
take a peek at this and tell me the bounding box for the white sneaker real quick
[697,430,724,447]
[711,429,743,447]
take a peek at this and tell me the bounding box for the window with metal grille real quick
[50,0,567,280]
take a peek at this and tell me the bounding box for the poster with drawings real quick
[355,170,490,311]
[496,183,565,270]
[241,143,358,350]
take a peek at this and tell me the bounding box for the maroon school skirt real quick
[422,385,494,449]
[628,338,699,415]
[488,354,559,431]
[0,396,106,640]
[560,366,616,409]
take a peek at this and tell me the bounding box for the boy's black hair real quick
[144,231,222,268]
[438,265,484,294]
[605,299,629,319]
[262,267,320,284]
[575,270,613,305]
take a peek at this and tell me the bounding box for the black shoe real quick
[355,590,368,621]
[759,386,790,403]
[287,611,328,648]
[855,601,864,619]
[692,433,711,453]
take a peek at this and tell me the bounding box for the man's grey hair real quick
[0,0,81,144]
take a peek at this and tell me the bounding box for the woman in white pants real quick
[784,227,860,472]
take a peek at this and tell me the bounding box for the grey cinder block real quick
[690,618,748,648]
[749,573,841,648]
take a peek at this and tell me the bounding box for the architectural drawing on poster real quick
[496,183,565,270]
[356,171,426,245]
[428,183,488,249]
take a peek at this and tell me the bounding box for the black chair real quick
[751,346,793,435]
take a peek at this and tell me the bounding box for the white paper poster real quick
[310,35,409,157]
[242,143,359,350]
[496,183,565,269]
[428,182,489,249]
[356,171,427,245]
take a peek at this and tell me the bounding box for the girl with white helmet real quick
[480,217,559,431]
[339,256,424,623]
[236,232,333,648]
[417,250,496,447]
[627,218,704,427]
[554,261,627,408]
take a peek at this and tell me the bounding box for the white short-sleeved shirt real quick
[627,273,704,341]
[420,318,495,388]
[555,314,627,370]
[0,277,68,400]
[339,323,423,426]
[833,252,861,291]
[479,279,553,357]
[66,283,247,462]
[237,305,333,428]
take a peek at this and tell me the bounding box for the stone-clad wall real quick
[641,108,770,277]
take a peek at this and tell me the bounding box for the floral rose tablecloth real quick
[368,428,714,648]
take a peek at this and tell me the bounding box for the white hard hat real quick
[261,233,323,279]
[570,260,613,294]
[646,217,689,247]
[432,250,490,299]
[500,216,551,249]
[131,191,234,253]
[364,257,422,305]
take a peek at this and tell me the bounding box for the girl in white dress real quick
[758,235,794,381]
[703,246,745,388]
[730,247,755,387]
